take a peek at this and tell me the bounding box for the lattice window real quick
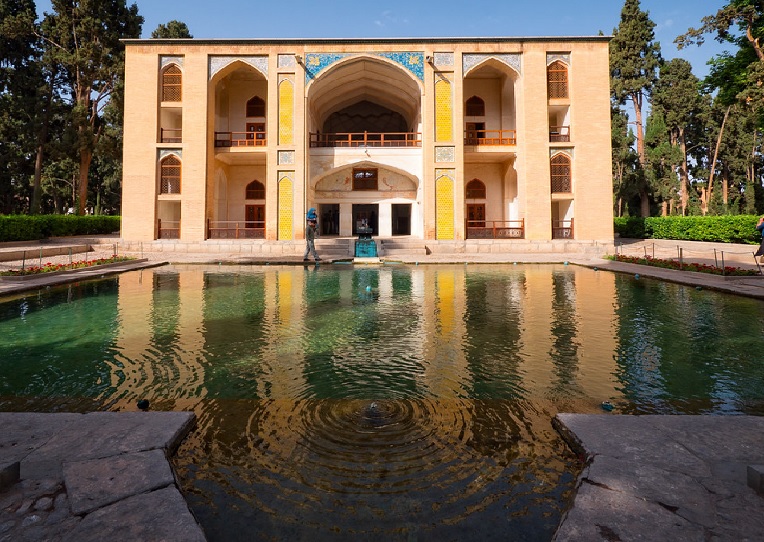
[465,179,486,199]
[160,155,181,194]
[246,180,265,199]
[246,96,265,117]
[550,154,572,193]
[162,65,182,102]
[353,168,378,190]
[547,60,568,99]
[465,96,485,116]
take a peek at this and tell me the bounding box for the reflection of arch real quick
[547,60,569,99]
[465,179,486,199]
[246,96,265,117]
[161,64,182,102]
[550,153,572,193]
[306,55,422,132]
[246,180,265,199]
[465,96,485,117]
[159,155,181,194]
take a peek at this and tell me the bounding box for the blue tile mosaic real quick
[304,52,424,83]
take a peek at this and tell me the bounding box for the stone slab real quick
[0,412,81,466]
[62,486,206,542]
[63,449,175,515]
[749,465,764,495]
[21,411,195,478]
[0,461,20,491]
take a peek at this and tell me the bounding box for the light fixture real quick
[425,55,434,64]
[294,54,303,65]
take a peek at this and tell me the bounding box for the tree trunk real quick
[678,127,689,216]
[708,105,731,214]
[77,148,93,215]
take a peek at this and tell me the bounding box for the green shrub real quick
[0,215,120,242]
[614,215,761,244]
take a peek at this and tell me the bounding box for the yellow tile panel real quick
[278,177,293,240]
[278,79,294,145]
[435,76,452,142]
[436,174,454,240]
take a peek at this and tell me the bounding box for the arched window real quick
[161,65,182,102]
[245,180,265,199]
[246,96,265,117]
[160,155,181,194]
[465,96,485,116]
[547,61,568,99]
[550,154,572,193]
[465,179,486,199]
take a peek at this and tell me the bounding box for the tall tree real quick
[151,20,193,39]
[644,110,682,215]
[651,58,706,215]
[37,0,142,215]
[610,0,662,216]
[611,105,640,217]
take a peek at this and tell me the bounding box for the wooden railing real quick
[464,130,517,146]
[160,128,182,143]
[157,219,180,239]
[552,219,574,239]
[207,220,265,239]
[466,219,524,239]
[309,131,422,148]
[549,126,570,142]
[214,132,268,148]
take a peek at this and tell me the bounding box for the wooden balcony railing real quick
[214,132,267,148]
[160,128,182,143]
[549,126,570,142]
[466,219,524,239]
[464,129,517,146]
[309,131,422,148]
[207,220,265,239]
[552,219,574,239]
[157,219,180,239]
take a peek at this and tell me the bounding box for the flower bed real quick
[610,254,760,276]
[0,256,136,277]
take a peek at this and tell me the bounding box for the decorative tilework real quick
[278,54,296,68]
[278,79,294,145]
[159,149,182,160]
[435,173,455,240]
[303,52,424,83]
[435,169,455,181]
[208,56,268,80]
[435,146,455,163]
[160,56,183,69]
[463,53,522,76]
[550,149,574,159]
[278,150,295,165]
[433,52,454,67]
[435,76,453,143]
[547,53,571,66]
[278,176,294,240]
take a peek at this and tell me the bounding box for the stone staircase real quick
[315,238,353,258]
[378,238,428,257]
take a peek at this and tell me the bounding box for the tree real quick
[651,59,706,215]
[151,20,193,39]
[610,0,662,216]
[611,105,640,217]
[37,0,143,215]
[644,110,682,215]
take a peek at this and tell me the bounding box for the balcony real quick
[464,130,517,146]
[214,132,267,148]
[157,219,180,240]
[309,132,421,148]
[160,128,182,144]
[466,220,524,239]
[550,126,570,143]
[552,219,574,239]
[207,220,265,239]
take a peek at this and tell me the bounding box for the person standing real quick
[304,220,321,262]
[755,216,764,262]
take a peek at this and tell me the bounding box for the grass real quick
[609,254,760,276]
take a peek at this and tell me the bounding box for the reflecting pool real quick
[1,263,763,541]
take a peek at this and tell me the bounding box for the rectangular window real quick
[352,168,378,190]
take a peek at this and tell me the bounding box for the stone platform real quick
[0,412,206,542]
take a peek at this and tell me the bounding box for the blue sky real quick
[35,0,731,78]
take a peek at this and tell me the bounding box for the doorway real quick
[467,204,485,228]
[352,204,378,236]
[392,204,411,235]
[319,204,340,235]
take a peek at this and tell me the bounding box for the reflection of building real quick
[121,38,613,246]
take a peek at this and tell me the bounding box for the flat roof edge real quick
[121,36,612,46]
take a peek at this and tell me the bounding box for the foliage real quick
[0,215,120,242]
[609,254,759,276]
[614,215,762,243]
[151,20,193,38]
[1,255,134,276]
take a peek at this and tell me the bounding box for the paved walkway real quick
[1,236,764,541]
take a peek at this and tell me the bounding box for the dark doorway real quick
[319,204,340,235]
[392,204,411,235]
[352,204,378,236]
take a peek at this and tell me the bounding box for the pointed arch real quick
[465,179,486,199]
[465,96,485,117]
[159,155,181,194]
[246,96,266,117]
[550,153,572,193]
[246,179,265,200]
[547,60,569,99]
[161,64,182,102]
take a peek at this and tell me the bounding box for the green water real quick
[1,263,763,541]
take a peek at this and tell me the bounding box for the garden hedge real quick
[0,215,120,242]
[614,215,762,244]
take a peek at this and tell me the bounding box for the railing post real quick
[679,247,683,270]
[157,218,162,240]
[714,248,718,267]
[721,252,726,276]
[236,223,240,239]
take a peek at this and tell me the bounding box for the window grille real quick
[547,61,568,99]
[246,96,266,117]
[160,156,181,194]
[466,96,485,116]
[550,154,572,193]
[246,180,265,199]
[162,65,182,102]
